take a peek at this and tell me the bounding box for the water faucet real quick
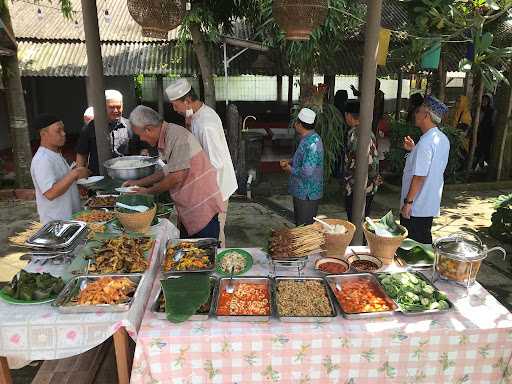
[242,115,256,132]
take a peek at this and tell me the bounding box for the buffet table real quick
[131,248,512,384]
[0,219,179,383]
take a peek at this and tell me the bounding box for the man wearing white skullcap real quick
[280,108,324,225]
[164,79,237,247]
[75,89,147,174]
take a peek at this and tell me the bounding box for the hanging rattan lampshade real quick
[272,0,328,41]
[127,0,186,39]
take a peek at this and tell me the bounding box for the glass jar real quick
[433,232,506,288]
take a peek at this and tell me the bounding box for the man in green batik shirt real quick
[343,100,382,222]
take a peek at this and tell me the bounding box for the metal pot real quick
[433,232,506,288]
[103,156,157,181]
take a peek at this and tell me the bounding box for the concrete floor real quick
[1,179,512,382]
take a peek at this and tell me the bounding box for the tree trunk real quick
[466,75,485,176]
[299,69,314,106]
[226,104,241,176]
[438,52,446,102]
[323,74,336,103]
[189,23,216,110]
[395,71,403,120]
[0,5,33,188]
[489,71,512,181]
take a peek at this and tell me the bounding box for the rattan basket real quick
[272,0,328,40]
[127,0,185,39]
[313,219,355,258]
[116,204,156,233]
[363,221,408,264]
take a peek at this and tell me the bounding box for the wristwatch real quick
[403,198,414,205]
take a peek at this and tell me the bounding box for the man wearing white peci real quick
[164,79,238,247]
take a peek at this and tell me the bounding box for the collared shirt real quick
[288,131,324,200]
[75,117,139,175]
[344,126,380,196]
[400,127,450,217]
[30,146,81,224]
[190,104,238,201]
[157,122,224,236]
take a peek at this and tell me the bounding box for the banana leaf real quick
[116,194,154,213]
[397,238,435,265]
[161,274,210,323]
[366,211,404,237]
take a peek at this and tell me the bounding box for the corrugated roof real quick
[10,0,180,42]
[17,41,200,76]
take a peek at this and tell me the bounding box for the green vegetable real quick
[1,271,64,301]
[378,272,450,313]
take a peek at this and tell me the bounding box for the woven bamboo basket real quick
[116,204,156,233]
[272,0,328,40]
[313,219,355,258]
[362,221,408,265]
[127,0,185,39]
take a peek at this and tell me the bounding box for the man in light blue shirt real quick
[400,96,450,244]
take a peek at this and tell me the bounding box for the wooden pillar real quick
[277,75,283,103]
[395,71,403,120]
[30,77,38,121]
[156,75,164,116]
[351,0,383,244]
[81,0,111,175]
[287,74,293,117]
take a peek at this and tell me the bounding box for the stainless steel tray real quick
[25,220,88,249]
[151,275,217,321]
[214,276,272,322]
[273,276,337,322]
[376,271,453,316]
[162,238,218,276]
[324,273,398,319]
[52,274,143,313]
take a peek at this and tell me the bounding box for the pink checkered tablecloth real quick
[130,248,512,384]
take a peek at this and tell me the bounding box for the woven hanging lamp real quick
[272,0,328,41]
[127,0,186,39]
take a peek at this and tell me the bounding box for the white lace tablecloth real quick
[0,219,178,369]
[131,248,512,384]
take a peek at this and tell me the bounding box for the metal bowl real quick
[103,156,156,181]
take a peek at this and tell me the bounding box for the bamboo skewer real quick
[268,224,325,260]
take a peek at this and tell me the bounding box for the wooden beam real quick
[222,36,269,52]
[113,328,130,384]
[0,357,12,384]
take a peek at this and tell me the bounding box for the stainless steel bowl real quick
[103,156,156,181]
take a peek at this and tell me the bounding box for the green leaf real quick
[459,58,472,72]
[161,274,210,323]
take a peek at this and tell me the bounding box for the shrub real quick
[489,194,512,243]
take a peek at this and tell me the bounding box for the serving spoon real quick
[226,266,235,294]
[313,216,335,231]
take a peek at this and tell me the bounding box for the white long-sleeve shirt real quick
[190,104,238,201]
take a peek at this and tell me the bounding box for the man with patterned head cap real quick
[75,89,145,175]
[165,79,237,246]
[400,95,450,244]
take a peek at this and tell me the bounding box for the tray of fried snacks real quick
[162,238,218,275]
[86,235,154,274]
[53,274,142,313]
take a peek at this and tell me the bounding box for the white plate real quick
[115,186,139,193]
[77,176,104,186]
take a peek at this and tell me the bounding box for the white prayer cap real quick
[83,106,94,118]
[105,89,123,102]
[298,108,316,125]
[165,79,192,101]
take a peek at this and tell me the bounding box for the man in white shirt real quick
[165,79,238,246]
[400,96,450,244]
[30,114,90,224]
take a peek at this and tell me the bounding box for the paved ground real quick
[1,178,512,382]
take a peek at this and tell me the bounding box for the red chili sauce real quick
[318,262,348,274]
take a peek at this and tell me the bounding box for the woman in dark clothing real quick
[474,94,496,169]
[406,93,424,124]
